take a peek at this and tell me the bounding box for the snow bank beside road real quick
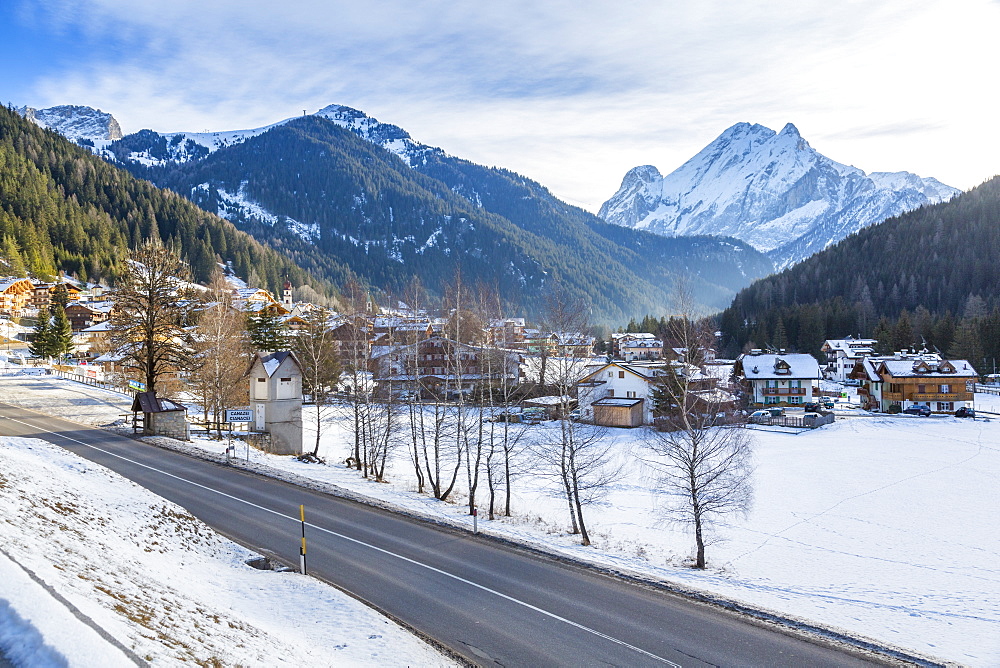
[0,548,136,667]
[0,435,450,667]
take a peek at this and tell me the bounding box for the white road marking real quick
[3,411,681,667]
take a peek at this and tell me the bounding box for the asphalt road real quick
[0,402,882,667]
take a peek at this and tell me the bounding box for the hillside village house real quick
[821,336,878,381]
[30,280,83,309]
[736,351,821,406]
[610,332,663,361]
[623,335,664,361]
[74,320,112,354]
[487,318,527,350]
[370,336,522,399]
[370,315,441,346]
[527,331,595,358]
[576,360,729,427]
[66,300,114,331]
[577,361,664,427]
[234,287,288,315]
[0,278,34,317]
[850,353,977,413]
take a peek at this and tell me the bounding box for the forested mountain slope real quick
[717,176,1000,363]
[0,105,334,296]
[123,114,773,321]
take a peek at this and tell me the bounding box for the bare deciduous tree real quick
[293,306,342,457]
[110,239,199,397]
[534,281,618,545]
[477,285,529,518]
[641,418,753,568]
[534,422,620,546]
[188,282,249,437]
[641,280,754,568]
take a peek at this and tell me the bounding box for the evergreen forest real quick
[0,105,334,297]
[713,177,1000,370]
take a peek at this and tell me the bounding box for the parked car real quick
[490,409,522,422]
[819,398,835,409]
[902,405,931,417]
[748,410,771,423]
[803,402,821,412]
[955,407,976,418]
[766,407,785,417]
[520,407,548,424]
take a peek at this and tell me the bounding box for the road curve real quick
[0,402,880,667]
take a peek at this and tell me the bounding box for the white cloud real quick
[21,0,1000,210]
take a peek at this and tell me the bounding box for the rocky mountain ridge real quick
[599,122,959,268]
[16,104,123,143]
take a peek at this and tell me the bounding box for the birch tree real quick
[293,306,342,457]
[534,281,616,544]
[641,281,754,568]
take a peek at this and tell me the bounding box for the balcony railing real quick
[912,392,965,401]
[761,387,807,396]
[884,392,967,402]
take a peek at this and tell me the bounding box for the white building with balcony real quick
[820,336,878,381]
[737,351,821,406]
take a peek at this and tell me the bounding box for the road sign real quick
[225,409,254,423]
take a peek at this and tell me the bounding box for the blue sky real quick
[3,0,999,211]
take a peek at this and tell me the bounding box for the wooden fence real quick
[753,413,835,429]
[55,369,135,397]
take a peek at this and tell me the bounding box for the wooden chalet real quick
[0,278,34,317]
[850,355,977,413]
[65,301,114,331]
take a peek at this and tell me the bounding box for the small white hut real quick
[248,351,303,455]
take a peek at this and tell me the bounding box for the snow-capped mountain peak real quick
[599,122,959,267]
[313,104,442,165]
[16,105,123,143]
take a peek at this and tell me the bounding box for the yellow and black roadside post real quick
[299,504,307,575]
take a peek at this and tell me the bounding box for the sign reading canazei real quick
[225,409,254,423]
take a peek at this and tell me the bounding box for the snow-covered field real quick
[0,433,451,667]
[2,374,999,665]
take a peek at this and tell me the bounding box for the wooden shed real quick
[591,397,645,428]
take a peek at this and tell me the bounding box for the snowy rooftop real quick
[612,332,658,341]
[739,353,820,380]
[592,397,643,407]
[877,358,977,378]
[823,338,879,352]
[69,300,114,313]
[81,321,113,332]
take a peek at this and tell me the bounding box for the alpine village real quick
[2,20,1000,667]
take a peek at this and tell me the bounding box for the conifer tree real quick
[246,310,289,353]
[48,301,74,359]
[29,306,52,359]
